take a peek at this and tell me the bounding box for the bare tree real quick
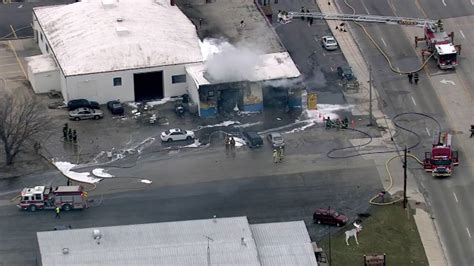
[0,93,50,165]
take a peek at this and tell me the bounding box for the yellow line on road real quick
[9,25,18,39]
[7,41,26,78]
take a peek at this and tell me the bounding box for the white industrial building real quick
[28,0,203,103]
[37,216,319,265]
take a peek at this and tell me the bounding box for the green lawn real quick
[320,203,428,265]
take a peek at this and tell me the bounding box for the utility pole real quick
[403,146,408,209]
[368,65,373,126]
[328,226,332,266]
[204,235,214,266]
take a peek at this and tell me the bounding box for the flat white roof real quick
[185,52,301,86]
[25,54,58,74]
[37,216,317,266]
[33,0,203,76]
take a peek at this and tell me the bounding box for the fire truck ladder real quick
[287,12,435,27]
[432,131,451,147]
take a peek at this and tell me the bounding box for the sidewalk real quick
[314,0,446,265]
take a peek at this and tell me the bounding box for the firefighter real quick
[225,134,230,149]
[273,149,279,163]
[55,206,61,219]
[277,146,284,162]
[300,6,305,21]
[414,72,419,84]
[230,136,236,149]
[343,117,349,129]
[470,125,474,138]
[62,123,69,140]
[408,72,413,84]
[325,116,332,129]
[68,128,73,142]
[72,130,77,143]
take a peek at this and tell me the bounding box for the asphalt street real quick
[0,0,76,39]
[334,0,474,264]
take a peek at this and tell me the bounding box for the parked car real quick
[267,132,285,148]
[67,99,100,111]
[161,128,195,142]
[313,208,348,226]
[337,66,356,81]
[321,36,338,51]
[243,131,263,148]
[107,100,124,115]
[68,107,104,121]
[53,225,72,231]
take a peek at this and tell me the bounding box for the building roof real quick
[251,221,318,266]
[185,52,301,87]
[25,54,58,74]
[33,0,203,76]
[37,216,317,266]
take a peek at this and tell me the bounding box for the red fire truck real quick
[423,132,459,177]
[17,185,88,212]
[417,20,459,70]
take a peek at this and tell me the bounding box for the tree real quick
[0,93,50,165]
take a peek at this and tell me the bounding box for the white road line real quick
[459,30,465,39]
[467,227,472,239]
[453,192,458,203]
[426,128,431,136]
[411,96,417,106]
[397,67,401,75]
[381,37,387,47]
[441,0,447,6]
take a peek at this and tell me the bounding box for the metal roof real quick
[37,217,317,266]
[33,0,203,76]
[251,221,318,266]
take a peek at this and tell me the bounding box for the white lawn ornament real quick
[345,223,363,246]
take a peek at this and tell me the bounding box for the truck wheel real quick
[167,138,172,142]
[94,115,100,120]
[28,205,37,212]
[74,117,80,121]
[62,204,72,211]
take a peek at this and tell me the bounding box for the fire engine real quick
[416,20,459,70]
[423,132,459,177]
[17,185,88,212]
[279,12,461,69]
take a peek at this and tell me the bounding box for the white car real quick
[321,36,338,51]
[68,107,103,121]
[161,128,195,142]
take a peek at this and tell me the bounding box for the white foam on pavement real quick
[184,139,202,148]
[141,179,152,184]
[92,168,114,178]
[197,120,240,129]
[285,104,352,133]
[53,161,102,184]
[233,137,246,147]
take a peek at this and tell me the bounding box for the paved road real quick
[335,0,474,264]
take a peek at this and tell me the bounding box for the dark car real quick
[107,100,124,115]
[67,99,100,111]
[313,208,349,227]
[267,132,285,148]
[337,66,356,81]
[243,131,263,148]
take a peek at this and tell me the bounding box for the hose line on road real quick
[342,0,434,74]
[369,153,423,205]
[327,112,441,158]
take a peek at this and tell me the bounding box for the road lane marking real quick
[460,30,465,39]
[381,37,387,47]
[7,41,26,77]
[397,67,401,75]
[453,192,458,203]
[467,227,472,238]
[441,0,447,6]
[411,96,417,106]
[426,128,431,136]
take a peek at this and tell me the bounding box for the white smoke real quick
[199,38,262,83]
